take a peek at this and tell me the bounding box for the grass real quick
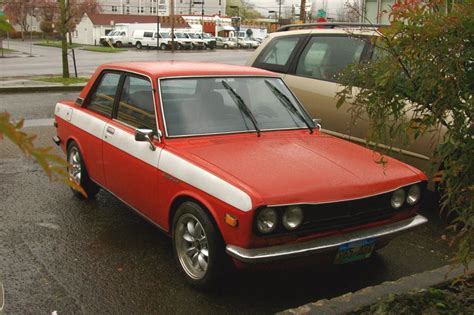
[32,76,90,85]
[34,40,82,49]
[350,278,474,315]
[0,48,16,53]
[81,46,127,53]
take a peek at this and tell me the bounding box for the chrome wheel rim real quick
[175,213,209,280]
[68,147,82,185]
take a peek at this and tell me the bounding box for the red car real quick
[53,61,428,288]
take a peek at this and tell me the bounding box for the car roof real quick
[270,27,380,38]
[98,61,278,78]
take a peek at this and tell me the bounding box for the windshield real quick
[160,32,171,39]
[160,77,312,137]
[188,33,200,39]
[108,31,118,36]
[174,33,186,39]
[202,33,211,39]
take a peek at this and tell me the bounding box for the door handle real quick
[106,126,115,135]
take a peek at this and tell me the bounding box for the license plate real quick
[334,238,376,264]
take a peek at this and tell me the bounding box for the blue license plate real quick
[334,238,376,264]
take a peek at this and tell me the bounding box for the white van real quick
[132,30,158,49]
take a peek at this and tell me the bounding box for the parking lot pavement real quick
[0,40,254,77]
[0,92,455,313]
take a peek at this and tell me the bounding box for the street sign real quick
[317,9,326,18]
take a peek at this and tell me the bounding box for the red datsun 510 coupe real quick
[53,61,428,288]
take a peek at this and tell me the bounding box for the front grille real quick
[254,182,426,237]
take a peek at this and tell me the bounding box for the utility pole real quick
[300,0,306,23]
[278,0,282,22]
[171,0,175,53]
[59,0,70,78]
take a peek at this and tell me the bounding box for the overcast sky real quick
[248,0,347,18]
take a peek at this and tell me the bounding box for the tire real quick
[223,44,229,49]
[115,41,123,48]
[160,43,167,50]
[67,141,100,199]
[172,201,231,289]
[177,43,182,50]
[136,42,142,49]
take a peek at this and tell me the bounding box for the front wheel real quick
[160,43,168,50]
[223,44,229,49]
[172,202,231,289]
[67,141,100,199]
[136,42,142,49]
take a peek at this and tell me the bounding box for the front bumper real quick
[226,214,427,264]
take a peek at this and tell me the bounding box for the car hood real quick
[167,131,424,206]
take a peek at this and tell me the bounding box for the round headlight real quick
[256,208,278,233]
[407,185,421,205]
[391,189,406,209]
[283,206,304,230]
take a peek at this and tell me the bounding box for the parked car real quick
[239,37,260,48]
[228,37,249,48]
[158,32,179,50]
[182,32,206,49]
[100,30,129,47]
[132,30,157,49]
[173,32,193,49]
[246,23,444,187]
[196,32,217,49]
[53,61,428,288]
[215,36,237,49]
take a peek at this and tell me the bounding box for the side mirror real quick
[312,118,322,131]
[135,128,159,151]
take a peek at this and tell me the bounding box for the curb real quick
[0,84,86,94]
[279,261,474,315]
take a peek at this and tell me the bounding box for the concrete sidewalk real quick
[280,261,473,315]
[0,77,86,93]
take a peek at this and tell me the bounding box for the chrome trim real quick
[226,214,428,263]
[267,181,422,207]
[100,67,160,135]
[157,75,312,139]
[52,136,61,146]
[321,128,431,161]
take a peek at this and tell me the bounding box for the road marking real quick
[22,118,54,128]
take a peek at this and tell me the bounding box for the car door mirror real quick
[313,118,322,130]
[135,128,157,151]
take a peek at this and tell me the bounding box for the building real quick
[362,0,394,24]
[74,13,189,45]
[99,0,226,16]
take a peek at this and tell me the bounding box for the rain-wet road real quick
[0,92,454,313]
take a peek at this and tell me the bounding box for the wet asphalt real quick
[0,92,454,313]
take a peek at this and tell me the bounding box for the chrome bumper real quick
[226,214,428,264]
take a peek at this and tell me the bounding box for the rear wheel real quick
[160,43,168,50]
[115,41,123,48]
[136,41,142,49]
[67,141,100,199]
[223,44,229,49]
[172,201,231,289]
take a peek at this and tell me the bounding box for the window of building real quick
[111,6,118,12]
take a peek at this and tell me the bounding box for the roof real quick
[98,61,277,79]
[86,13,189,28]
[269,27,380,38]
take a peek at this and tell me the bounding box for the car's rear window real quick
[253,35,305,73]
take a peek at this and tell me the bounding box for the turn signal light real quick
[224,213,239,228]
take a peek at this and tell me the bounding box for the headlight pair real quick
[256,206,304,234]
[390,184,421,209]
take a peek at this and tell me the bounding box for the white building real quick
[98,0,226,16]
[74,13,189,45]
[362,0,394,24]
[99,0,169,15]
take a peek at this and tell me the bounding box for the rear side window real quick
[116,75,156,131]
[87,72,121,117]
[144,32,153,38]
[295,36,367,82]
[253,36,303,73]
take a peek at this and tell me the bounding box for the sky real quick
[247,0,347,18]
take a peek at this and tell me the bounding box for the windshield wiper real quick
[221,81,261,137]
[264,80,314,134]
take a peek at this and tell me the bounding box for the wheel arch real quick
[168,193,223,240]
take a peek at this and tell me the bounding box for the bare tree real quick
[3,0,39,40]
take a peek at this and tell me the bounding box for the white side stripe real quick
[55,102,253,212]
[159,150,253,211]
[104,123,162,167]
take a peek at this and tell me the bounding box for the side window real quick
[144,32,153,38]
[116,75,157,131]
[87,72,121,116]
[295,36,367,82]
[254,36,302,73]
